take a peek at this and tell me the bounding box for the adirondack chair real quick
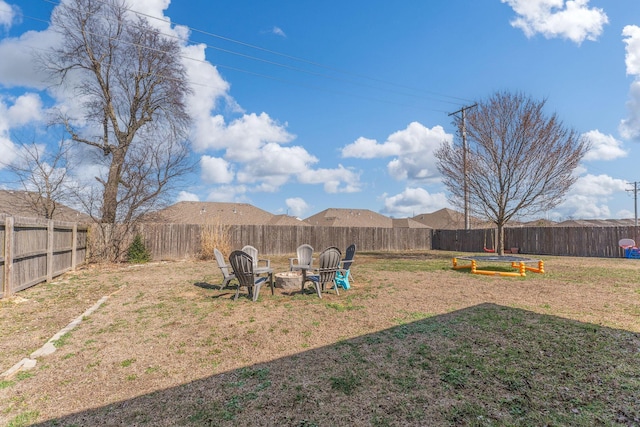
[290,244,314,272]
[214,248,236,289]
[335,244,356,289]
[306,246,342,298]
[241,245,271,270]
[228,250,272,301]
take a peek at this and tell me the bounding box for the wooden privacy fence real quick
[1,215,88,298]
[127,223,433,260]
[95,223,639,264]
[433,226,640,258]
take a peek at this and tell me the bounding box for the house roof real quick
[142,201,280,225]
[304,208,393,228]
[555,218,637,227]
[0,190,90,223]
[391,218,432,228]
[267,214,311,226]
[411,208,492,230]
[519,218,558,227]
[143,201,640,228]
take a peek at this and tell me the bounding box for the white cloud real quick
[0,27,61,89]
[616,209,634,219]
[380,187,449,218]
[297,165,361,193]
[193,112,360,194]
[0,93,44,133]
[0,137,17,167]
[236,142,318,191]
[582,130,627,161]
[623,25,640,76]
[205,185,249,203]
[6,93,44,126]
[558,194,612,218]
[183,43,235,152]
[555,174,627,219]
[572,174,627,196]
[176,191,199,202]
[0,1,19,31]
[342,122,452,183]
[0,94,46,169]
[286,197,309,217]
[341,137,396,159]
[200,155,234,184]
[501,0,608,44]
[196,112,295,155]
[621,26,640,141]
[272,26,286,37]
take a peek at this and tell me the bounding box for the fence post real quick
[71,223,78,270]
[4,216,13,297]
[46,219,54,282]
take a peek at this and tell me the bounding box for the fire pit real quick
[274,271,303,291]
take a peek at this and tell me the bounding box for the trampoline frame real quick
[452,255,544,277]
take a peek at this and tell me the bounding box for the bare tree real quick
[42,0,192,225]
[436,91,589,255]
[2,136,72,220]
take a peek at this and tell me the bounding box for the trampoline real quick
[452,255,544,277]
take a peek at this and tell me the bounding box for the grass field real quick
[0,251,639,426]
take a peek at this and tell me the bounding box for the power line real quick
[34,0,470,109]
[83,0,472,104]
[3,7,455,116]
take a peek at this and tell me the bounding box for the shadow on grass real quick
[193,281,221,291]
[194,282,239,299]
[195,281,322,300]
[32,303,640,426]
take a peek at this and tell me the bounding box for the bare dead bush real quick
[87,223,137,263]
[199,220,232,260]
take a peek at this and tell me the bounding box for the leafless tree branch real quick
[436,91,589,254]
[40,0,192,228]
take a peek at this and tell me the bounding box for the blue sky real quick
[0,0,639,221]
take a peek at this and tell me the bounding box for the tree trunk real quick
[497,224,505,256]
[101,149,125,224]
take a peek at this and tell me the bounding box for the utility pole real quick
[449,104,477,230]
[627,181,639,227]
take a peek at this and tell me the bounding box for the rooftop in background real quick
[411,208,493,230]
[304,208,396,228]
[268,214,311,226]
[0,190,91,223]
[519,219,558,227]
[553,218,637,227]
[142,201,309,226]
[391,218,431,229]
[143,202,638,228]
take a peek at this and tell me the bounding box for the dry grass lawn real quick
[0,251,639,426]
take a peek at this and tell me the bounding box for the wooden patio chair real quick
[306,246,342,298]
[290,244,314,272]
[214,248,236,290]
[335,243,356,289]
[228,250,272,302]
[241,245,271,270]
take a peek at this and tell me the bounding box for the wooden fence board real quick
[82,222,640,274]
[111,223,433,260]
[433,226,640,258]
[0,216,88,298]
